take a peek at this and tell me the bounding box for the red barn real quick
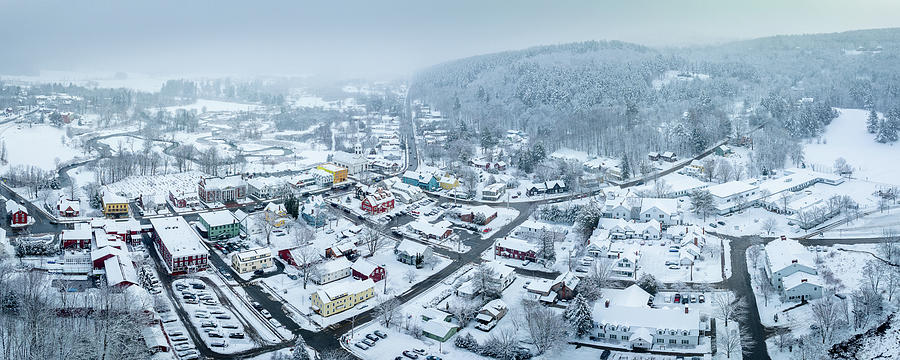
[351,260,385,282]
[360,188,395,214]
[5,200,28,227]
[61,225,92,249]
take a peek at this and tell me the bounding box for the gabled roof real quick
[351,260,381,275]
[765,239,816,272]
[319,257,352,274]
[422,319,457,337]
[396,239,430,256]
[199,210,237,227]
[604,284,652,308]
[783,272,823,289]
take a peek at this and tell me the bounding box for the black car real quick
[717,220,726,226]
[192,283,206,289]
[229,332,245,339]
[681,297,689,304]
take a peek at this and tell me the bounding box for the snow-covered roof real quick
[351,260,381,275]
[5,199,25,214]
[318,163,345,173]
[104,254,138,287]
[396,239,430,256]
[526,278,555,294]
[484,261,515,279]
[593,303,700,332]
[783,272,823,289]
[264,202,286,214]
[407,221,450,238]
[630,327,654,343]
[141,327,168,350]
[315,278,374,302]
[57,195,81,212]
[61,224,92,240]
[320,257,352,274]
[641,198,678,215]
[422,319,458,337]
[233,209,249,221]
[199,210,237,227]
[604,284,652,308]
[234,247,272,262]
[765,239,816,272]
[480,299,507,317]
[420,308,451,321]
[707,181,758,199]
[332,151,367,165]
[148,217,207,258]
[102,191,127,204]
[201,175,245,190]
[496,237,536,253]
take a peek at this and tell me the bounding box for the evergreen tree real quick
[292,336,311,360]
[866,109,879,134]
[875,119,898,143]
[564,294,594,337]
[620,153,631,179]
[531,143,546,163]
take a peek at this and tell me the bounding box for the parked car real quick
[402,351,419,359]
[366,334,380,342]
[355,343,369,350]
[215,314,231,320]
[717,220,726,226]
[260,309,272,319]
[673,294,681,303]
[208,331,223,338]
[708,223,717,228]
[691,295,697,303]
[668,264,680,269]
[426,356,443,360]
[210,341,226,348]
[222,323,238,329]
[698,294,706,303]
[229,332,245,339]
[362,339,376,346]
[374,330,387,338]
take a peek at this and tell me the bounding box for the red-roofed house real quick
[351,260,385,282]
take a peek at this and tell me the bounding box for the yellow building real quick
[438,175,460,190]
[311,279,375,317]
[102,192,129,217]
[317,163,348,184]
[264,202,288,227]
[232,247,274,274]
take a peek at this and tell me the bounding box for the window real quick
[682,340,690,345]
[669,339,676,344]
[598,333,605,338]
[609,335,617,340]
[657,339,664,343]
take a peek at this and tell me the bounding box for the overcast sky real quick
[2,0,899,79]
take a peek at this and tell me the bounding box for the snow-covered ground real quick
[162,99,263,113]
[804,108,900,185]
[262,247,451,330]
[0,123,81,171]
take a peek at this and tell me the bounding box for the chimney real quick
[801,279,807,283]
[694,237,698,246]
[684,306,689,314]
[791,259,798,264]
[605,299,610,308]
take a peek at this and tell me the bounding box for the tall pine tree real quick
[620,153,631,179]
[866,109,879,134]
[564,294,594,337]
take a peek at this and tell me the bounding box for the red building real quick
[458,205,498,225]
[61,224,92,249]
[5,200,28,227]
[360,188,395,214]
[351,260,385,282]
[149,217,208,275]
[494,237,537,262]
[57,196,81,217]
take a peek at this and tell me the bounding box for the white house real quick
[639,198,679,226]
[592,302,702,350]
[332,151,368,175]
[317,257,353,284]
[765,238,822,301]
[707,180,759,215]
[483,261,517,290]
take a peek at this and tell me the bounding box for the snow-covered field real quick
[0,123,80,171]
[163,99,263,113]
[103,170,203,199]
[804,108,900,185]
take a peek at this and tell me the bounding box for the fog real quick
[2,0,900,79]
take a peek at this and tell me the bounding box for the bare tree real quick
[255,212,277,246]
[762,217,778,235]
[523,302,566,355]
[360,225,389,257]
[702,158,717,182]
[471,263,501,301]
[652,178,671,198]
[404,269,417,284]
[716,159,734,183]
[293,246,320,289]
[718,325,752,359]
[448,300,480,327]
[710,292,747,327]
[375,296,401,328]
[809,297,842,344]
[753,268,776,307]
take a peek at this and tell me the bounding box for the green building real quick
[422,319,458,342]
[199,210,240,239]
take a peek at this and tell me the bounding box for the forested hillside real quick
[410,28,900,176]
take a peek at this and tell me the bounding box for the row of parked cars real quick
[353,330,387,350]
[395,348,442,360]
[174,280,247,349]
[668,293,705,304]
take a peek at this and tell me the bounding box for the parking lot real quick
[171,278,257,353]
[347,326,446,360]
